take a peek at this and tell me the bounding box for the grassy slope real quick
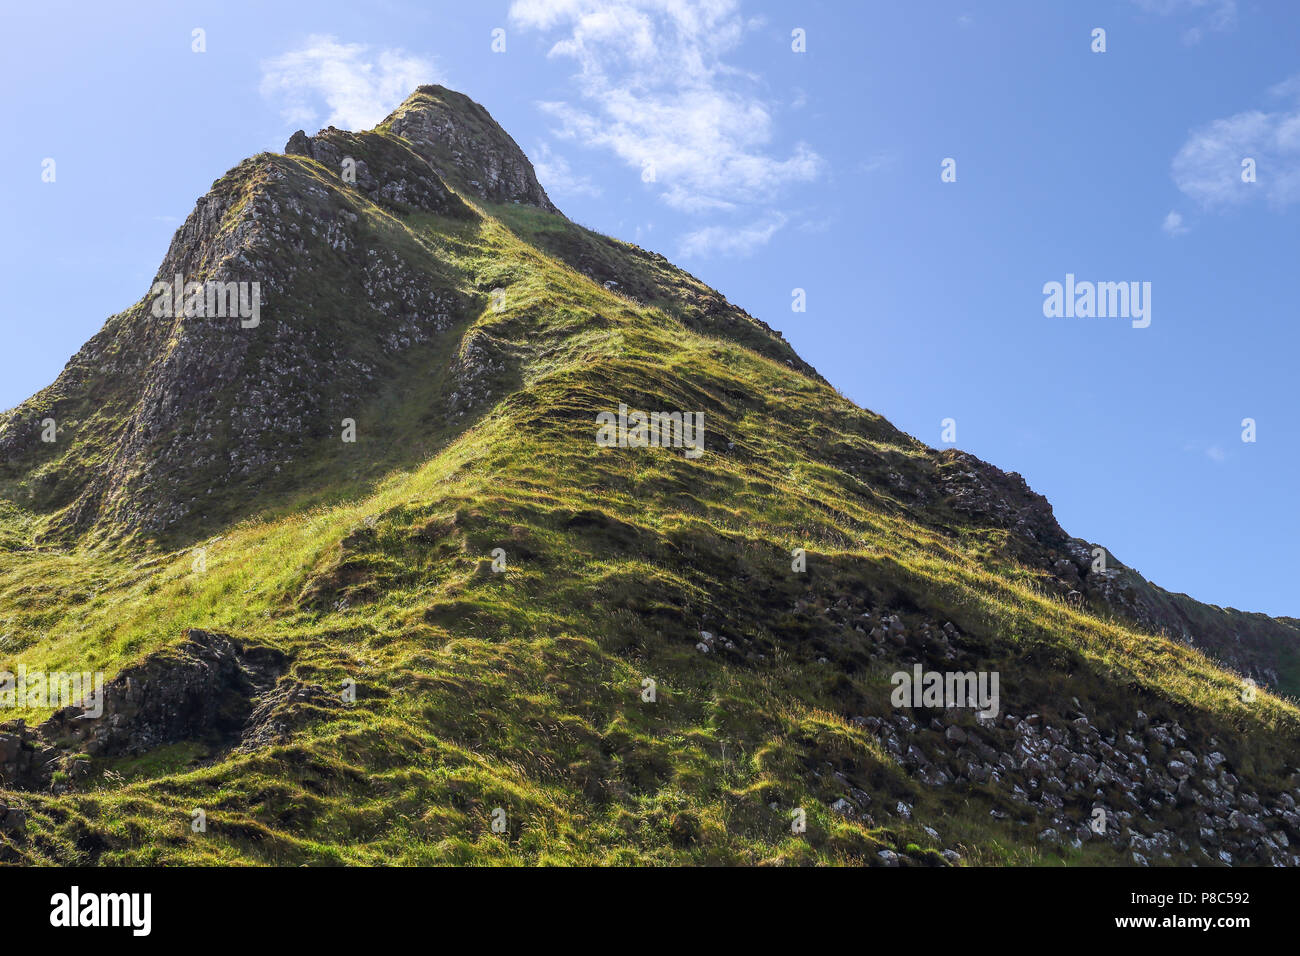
[1,191,1297,866]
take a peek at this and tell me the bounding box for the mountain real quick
[0,85,1297,866]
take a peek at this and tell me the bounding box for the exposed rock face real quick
[936,450,1066,546]
[0,129,473,539]
[0,630,287,791]
[383,85,559,212]
[446,330,512,421]
[282,125,472,217]
[238,679,341,752]
[0,801,26,858]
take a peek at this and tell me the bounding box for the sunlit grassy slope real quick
[1,187,1296,866]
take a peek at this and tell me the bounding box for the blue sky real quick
[2,0,1298,615]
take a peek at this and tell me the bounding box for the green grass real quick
[0,171,1296,867]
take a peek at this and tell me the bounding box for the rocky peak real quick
[380,85,559,212]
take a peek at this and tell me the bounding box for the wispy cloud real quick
[679,214,787,258]
[510,0,823,255]
[532,142,602,198]
[260,35,440,132]
[1161,210,1189,235]
[1171,75,1300,210]
[1183,440,1228,464]
[858,151,898,175]
[1130,0,1237,44]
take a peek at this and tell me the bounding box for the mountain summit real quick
[288,85,558,212]
[0,85,806,541]
[0,87,1297,867]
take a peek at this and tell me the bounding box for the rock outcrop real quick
[382,85,559,212]
[931,449,1300,695]
[0,630,287,792]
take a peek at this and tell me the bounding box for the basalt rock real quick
[383,85,559,212]
[0,629,286,791]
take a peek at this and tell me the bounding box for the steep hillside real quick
[0,86,1297,866]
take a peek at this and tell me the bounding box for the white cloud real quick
[532,142,603,198]
[1130,0,1237,43]
[1131,0,1234,22]
[510,0,823,239]
[1172,75,1300,209]
[1161,210,1189,235]
[679,214,786,258]
[858,151,898,175]
[661,183,736,213]
[1183,440,1228,463]
[260,35,440,132]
